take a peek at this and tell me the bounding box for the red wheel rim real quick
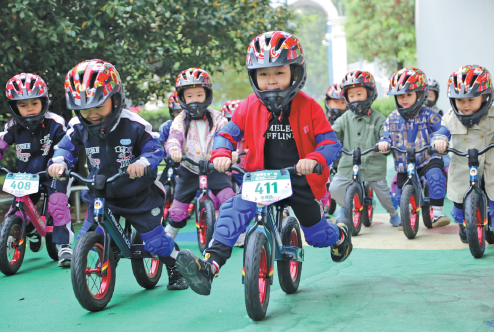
[144,258,160,278]
[84,243,111,300]
[7,223,23,266]
[188,203,194,215]
[258,248,268,304]
[198,208,207,245]
[429,208,433,221]
[368,189,373,219]
[352,193,361,228]
[409,195,418,230]
[476,207,484,245]
[289,229,299,281]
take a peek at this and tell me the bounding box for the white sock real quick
[432,206,443,218]
[165,224,180,239]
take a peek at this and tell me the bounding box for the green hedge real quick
[138,109,170,132]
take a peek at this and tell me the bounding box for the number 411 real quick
[255,182,278,195]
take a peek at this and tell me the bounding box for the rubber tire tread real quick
[464,193,485,258]
[327,199,337,215]
[244,231,271,321]
[45,216,59,262]
[130,230,163,289]
[361,183,373,227]
[0,215,26,276]
[277,217,302,294]
[197,199,215,253]
[400,185,420,239]
[71,232,116,312]
[422,183,433,229]
[344,184,363,236]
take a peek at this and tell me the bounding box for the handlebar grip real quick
[207,162,217,173]
[143,166,151,177]
[374,145,380,153]
[313,163,323,175]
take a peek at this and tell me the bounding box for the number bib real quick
[242,170,292,205]
[3,173,40,197]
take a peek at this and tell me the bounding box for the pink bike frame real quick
[13,195,52,237]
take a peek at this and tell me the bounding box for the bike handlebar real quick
[341,146,380,156]
[228,163,323,176]
[388,145,430,154]
[61,166,151,185]
[428,143,494,157]
[0,167,48,179]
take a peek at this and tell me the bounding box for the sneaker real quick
[166,265,189,290]
[432,214,451,228]
[28,230,44,253]
[459,224,467,243]
[331,223,353,263]
[336,208,346,223]
[283,208,290,219]
[390,214,401,227]
[58,244,72,267]
[175,249,216,295]
[234,232,246,248]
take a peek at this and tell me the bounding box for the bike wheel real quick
[71,232,116,312]
[244,231,271,321]
[196,199,215,253]
[277,217,302,294]
[464,193,485,258]
[361,183,374,227]
[422,183,433,229]
[486,215,494,244]
[327,196,337,215]
[130,230,163,289]
[400,185,420,239]
[344,184,363,236]
[0,215,26,276]
[45,216,59,262]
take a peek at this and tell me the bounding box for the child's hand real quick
[127,163,146,179]
[434,140,449,154]
[48,164,66,180]
[296,159,318,175]
[171,150,182,162]
[378,141,390,152]
[213,157,232,173]
[232,151,239,164]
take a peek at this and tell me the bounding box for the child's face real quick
[328,99,346,111]
[396,92,417,108]
[171,109,182,118]
[427,91,437,103]
[184,87,206,104]
[346,87,367,102]
[16,98,42,117]
[79,98,113,124]
[256,65,291,91]
[455,96,484,115]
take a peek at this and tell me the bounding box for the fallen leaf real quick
[19,298,24,301]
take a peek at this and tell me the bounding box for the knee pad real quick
[169,199,189,222]
[426,168,446,200]
[300,216,339,248]
[216,187,235,205]
[208,190,220,210]
[213,196,256,248]
[451,205,464,224]
[48,193,71,226]
[140,225,174,257]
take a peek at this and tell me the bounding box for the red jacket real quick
[211,91,341,200]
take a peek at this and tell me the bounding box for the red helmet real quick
[168,91,181,119]
[246,31,306,113]
[175,68,213,118]
[447,65,493,128]
[221,100,242,120]
[387,67,428,121]
[65,59,125,139]
[340,70,377,116]
[5,73,49,131]
[325,84,346,120]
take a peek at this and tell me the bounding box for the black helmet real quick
[325,83,347,120]
[340,70,377,116]
[387,67,428,121]
[425,77,440,108]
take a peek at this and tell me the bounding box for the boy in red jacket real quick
[176,31,349,296]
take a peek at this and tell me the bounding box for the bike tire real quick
[422,183,433,229]
[244,231,271,321]
[71,232,116,312]
[344,184,363,236]
[45,216,59,262]
[131,230,163,289]
[400,185,420,239]
[361,183,374,227]
[464,193,485,258]
[277,217,302,294]
[196,199,216,253]
[0,215,26,276]
[327,198,337,215]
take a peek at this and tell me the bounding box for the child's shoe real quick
[432,214,450,228]
[166,265,189,290]
[331,223,353,263]
[28,232,45,253]
[390,214,401,227]
[175,249,216,295]
[459,225,467,243]
[58,244,72,267]
[234,232,246,248]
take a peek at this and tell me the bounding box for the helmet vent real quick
[254,40,261,53]
[29,78,36,91]
[470,75,478,87]
[69,77,77,94]
[275,38,286,51]
[12,81,20,91]
[265,37,271,46]
[89,72,98,90]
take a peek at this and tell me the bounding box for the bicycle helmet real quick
[246,31,306,114]
[325,83,346,120]
[65,59,125,140]
[175,68,213,119]
[388,67,428,121]
[5,73,50,131]
[340,70,377,116]
[447,65,493,128]
[425,77,440,108]
[168,91,182,119]
[221,100,242,121]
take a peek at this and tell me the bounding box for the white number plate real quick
[242,170,292,205]
[3,173,40,197]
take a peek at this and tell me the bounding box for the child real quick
[164,68,235,239]
[48,59,188,290]
[425,78,444,116]
[431,65,494,242]
[175,31,348,296]
[325,83,347,125]
[329,70,400,226]
[378,67,450,228]
[1,73,73,267]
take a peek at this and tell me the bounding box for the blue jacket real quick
[0,111,67,173]
[51,109,165,199]
[379,107,442,173]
